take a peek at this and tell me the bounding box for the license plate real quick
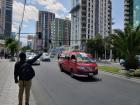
[89,73,93,76]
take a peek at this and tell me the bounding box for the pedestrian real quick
[57,53,61,60]
[4,53,7,59]
[14,52,42,105]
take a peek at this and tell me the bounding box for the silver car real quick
[40,53,51,62]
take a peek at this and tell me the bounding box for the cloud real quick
[12,1,38,32]
[36,0,68,17]
[12,0,70,32]
[65,13,71,19]
[12,24,18,32]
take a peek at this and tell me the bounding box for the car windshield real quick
[76,53,95,63]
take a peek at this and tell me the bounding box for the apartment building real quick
[70,0,112,50]
[51,18,71,48]
[36,11,55,50]
[124,0,140,27]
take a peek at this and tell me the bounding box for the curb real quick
[100,70,140,84]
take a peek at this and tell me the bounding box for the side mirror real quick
[72,59,77,62]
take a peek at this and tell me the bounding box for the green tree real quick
[8,41,18,56]
[86,34,104,59]
[5,38,18,57]
[5,38,14,47]
[21,46,31,52]
[110,25,140,69]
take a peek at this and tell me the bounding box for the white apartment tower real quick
[70,0,112,49]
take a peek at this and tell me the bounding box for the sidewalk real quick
[0,59,36,105]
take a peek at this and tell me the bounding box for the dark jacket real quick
[14,53,42,82]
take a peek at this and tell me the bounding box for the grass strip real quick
[99,66,140,78]
[99,66,121,74]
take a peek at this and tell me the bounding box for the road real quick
[32,61,140,105]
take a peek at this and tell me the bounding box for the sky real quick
[12,0,124,44]
[112,0,124,29]
[12,0,124,33]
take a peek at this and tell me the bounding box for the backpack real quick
[19,63,35,81]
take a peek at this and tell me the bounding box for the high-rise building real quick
[64,18,71,46]
[70,0,112,50]
[124,0,140,27]
[51,18,71,48]
[36,11,55,50]
[34,21,42,51]
[0,0,13,39]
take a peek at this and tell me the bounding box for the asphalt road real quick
[32,61,140,105]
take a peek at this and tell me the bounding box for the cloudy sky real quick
[12,0,124,33]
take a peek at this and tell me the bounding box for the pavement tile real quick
[0,59,36,105]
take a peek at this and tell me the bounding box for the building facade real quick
[34,21,42,51]
[51,18,71,48]
[124,0,140,27]
[0,0,13,39]
[63,18,71,46]
[70,0,112,50]
[36,11,55,50]
[27,35,35,49]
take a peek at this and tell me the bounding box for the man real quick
[14,52,42,105]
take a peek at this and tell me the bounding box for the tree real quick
[86,38,94,54]
[103,36,113,60]
[86,34,104,59]
[8,41,18,56]
[5,38,18,57]
[21,46,31,52]
[5,38,14,47]
[110,25,140,70]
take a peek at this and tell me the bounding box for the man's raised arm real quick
[27,53,42,64]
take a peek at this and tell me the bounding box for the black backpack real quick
[19,63,35,81]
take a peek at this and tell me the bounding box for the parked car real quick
[58,51,98,78]
[120,58,140,70]
[120,59,125,65]
[40,53,51,62]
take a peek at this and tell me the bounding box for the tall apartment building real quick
[34,21,42,51]
[0,0,13,39]
[64,18,71,46]
[70,0,112,50]
[36,11,55,50]
[124,0,140,27]
[51,18,71,48]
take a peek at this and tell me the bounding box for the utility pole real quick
[17,0,26,61]
[17,25,21,61]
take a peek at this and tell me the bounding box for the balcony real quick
[70,4,80,13]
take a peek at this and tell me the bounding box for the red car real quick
[58,51,98,78]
